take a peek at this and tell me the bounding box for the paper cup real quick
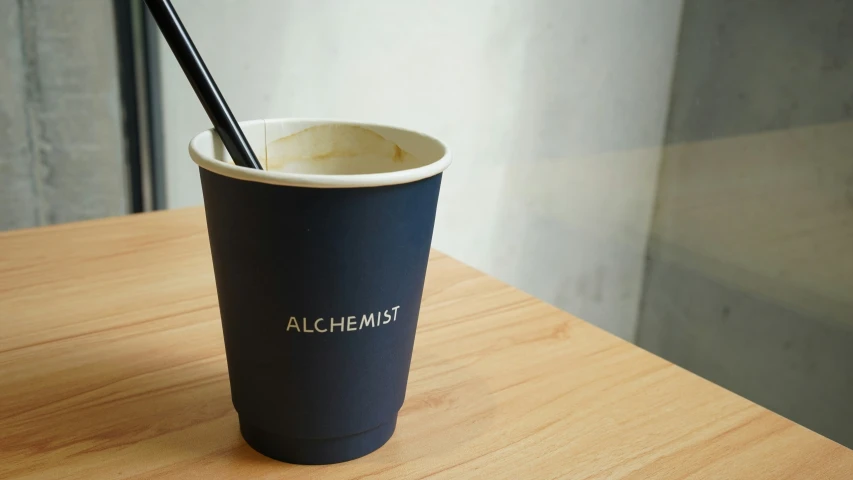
[189,119,451,464]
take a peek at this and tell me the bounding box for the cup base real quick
[239,416,397,465]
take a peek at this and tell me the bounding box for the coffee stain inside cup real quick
[266,125,419,175]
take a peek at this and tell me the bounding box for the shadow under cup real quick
[189,119,451,465]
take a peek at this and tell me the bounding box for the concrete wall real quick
[0,0,128,231]
[157,0,684,340]
[638,0,853,448]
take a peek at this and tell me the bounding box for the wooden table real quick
[1,209,851,479]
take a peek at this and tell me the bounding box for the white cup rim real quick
[188,118,452,189]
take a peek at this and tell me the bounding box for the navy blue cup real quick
[189,119,451,464]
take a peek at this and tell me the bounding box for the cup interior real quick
[189,119,450,189]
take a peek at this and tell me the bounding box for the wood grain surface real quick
[1,208,851,479]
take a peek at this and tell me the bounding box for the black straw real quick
[143,0,263,170]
